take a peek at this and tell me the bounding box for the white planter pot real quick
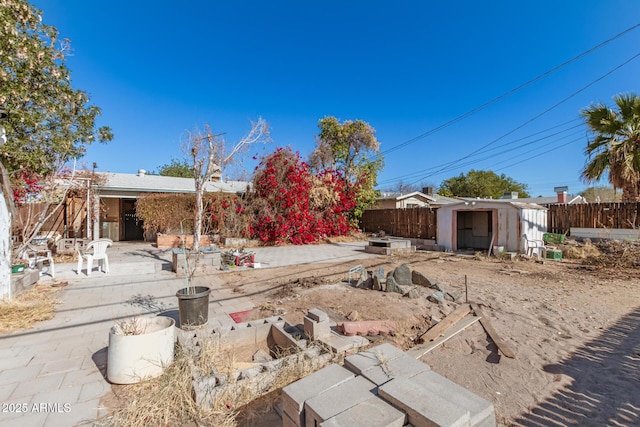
[107,317,175,384]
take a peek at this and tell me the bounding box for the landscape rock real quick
[373,275,383,291]
[428,291,445,304]
[385,275,404,294]
[430,282,446,292]
[356,277,374,289]
[412,270,433,287]
[445,291,460,302]
[393,263,412,286]
[405,287,420,299]
[347,310,360,321]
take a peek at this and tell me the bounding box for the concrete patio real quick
[0,241,376,426]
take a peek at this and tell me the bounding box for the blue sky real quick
[32,1,640,196]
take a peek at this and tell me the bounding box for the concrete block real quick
[320,332,362,353]
[227,323,257,346]
[357,354,430,387]
[305,376,377,427]
[365,245,392,255]
[344,344,406,374]
[379,378,470,427]
[282,364,355,427]
[320,395,406,427]
[304,316,331,340]
[282,409,298,427]
[308,308,329,322]
[410,371,496,427]
[267,324,305,353]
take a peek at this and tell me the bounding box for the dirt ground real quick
[219,249,640,426]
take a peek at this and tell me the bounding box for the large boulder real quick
[385,274,405,294]
[392,263,412,286]
[411,270,434,287]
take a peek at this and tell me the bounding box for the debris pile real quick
[584,239,640,269]
[221,248,255,269]
[353,263,460,304]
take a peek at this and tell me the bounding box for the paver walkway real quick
[0,241,375,426]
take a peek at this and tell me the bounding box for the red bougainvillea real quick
[249,147,358,245]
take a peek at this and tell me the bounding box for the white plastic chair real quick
[522,234,554,259]
[77,238,113,276]
[23,245,55,277]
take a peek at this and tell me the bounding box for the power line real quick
[380,22,640,157]
[376,119,582,185]
[405,51,640,185]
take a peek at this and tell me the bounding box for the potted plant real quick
[175,120,269,330]
[175,222,211,329]
[107,316,175,384]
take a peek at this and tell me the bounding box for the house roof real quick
[377,191,458,205]
[509,195,587,205]
[453,198,548,210]
[96,172,249,194]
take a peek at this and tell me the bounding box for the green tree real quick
[156,157,193,178]
[0,0,112,178]
[438,170,530,199]
[1,0,112,298]
[310,116,383,224]
[579,186,621,203]
[581,93,640,202]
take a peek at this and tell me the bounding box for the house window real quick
[407,203,418,208]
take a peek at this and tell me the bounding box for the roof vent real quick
[137,169,146,177]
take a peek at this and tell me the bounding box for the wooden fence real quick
[547,202,640,234]
[361,203,639,240]
[360,207,437,240]
[14,197,88,239]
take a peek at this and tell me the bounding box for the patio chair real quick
[77,238,113,276]
[522,234,555,259]
[23,244,55,278]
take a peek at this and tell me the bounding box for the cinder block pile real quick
[282,343,496,427]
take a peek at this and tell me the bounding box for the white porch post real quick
[93,191,100,240]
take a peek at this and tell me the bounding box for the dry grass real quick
[563,241,601,259]
[0,285,61,334]
[107,334,329,427]
[107,344,236,427]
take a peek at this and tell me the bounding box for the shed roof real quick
[96,172,249,194]
[445,199,547,210]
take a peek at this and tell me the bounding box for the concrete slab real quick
[307,308,329,322]
[282,364,355,426]
[305,376,377,427]
[379,377,471,427]
[410,371,496,427]
[320,395,406,427]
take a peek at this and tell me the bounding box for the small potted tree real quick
[175,119,269,329]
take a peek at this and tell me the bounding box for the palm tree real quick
[581,93,640,202]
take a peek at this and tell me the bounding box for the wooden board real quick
[407,315,480,359]
[470,303,516,359]
[419,304,471,342]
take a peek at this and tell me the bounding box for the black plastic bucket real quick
[176,286,211,330]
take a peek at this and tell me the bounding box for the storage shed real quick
[436,200,547,253]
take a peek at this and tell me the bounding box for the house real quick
[92,170,249,242]
[370,188,458,210]
[436,199,547,253]
[496,186,587,205]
